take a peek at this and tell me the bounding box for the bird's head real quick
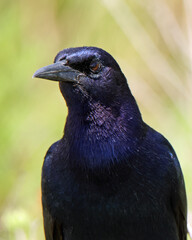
[33,47,132,111]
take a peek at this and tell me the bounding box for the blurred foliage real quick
[0,0,191,239]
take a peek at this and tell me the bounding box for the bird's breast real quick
[42,160,169,223]
[42,146,178,240]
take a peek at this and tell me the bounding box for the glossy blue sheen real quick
[39,47,187,240]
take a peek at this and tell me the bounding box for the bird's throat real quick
[64,101,143,169]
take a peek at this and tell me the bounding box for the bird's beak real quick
[33,61,80,83]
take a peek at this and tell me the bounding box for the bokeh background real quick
[0,0,192,239]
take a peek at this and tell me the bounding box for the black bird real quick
[33,47,187,240]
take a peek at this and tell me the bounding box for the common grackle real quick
[33,47,187,240]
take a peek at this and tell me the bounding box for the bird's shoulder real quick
[138,124,185,195]
[142,124,182,174]
[43,140,60,170]
[42,139,68,187]
[45,140,59,157]
[43,138,69,167]
[142,124,187,238]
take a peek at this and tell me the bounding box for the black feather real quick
[35,47,187,240]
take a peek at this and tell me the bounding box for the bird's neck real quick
[63,97,144,169]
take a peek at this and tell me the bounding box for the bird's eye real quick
[90,61,101,73]
[65,59,69,65]
[59,57,69,65]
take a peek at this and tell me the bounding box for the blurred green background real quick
[0,0,192,239]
